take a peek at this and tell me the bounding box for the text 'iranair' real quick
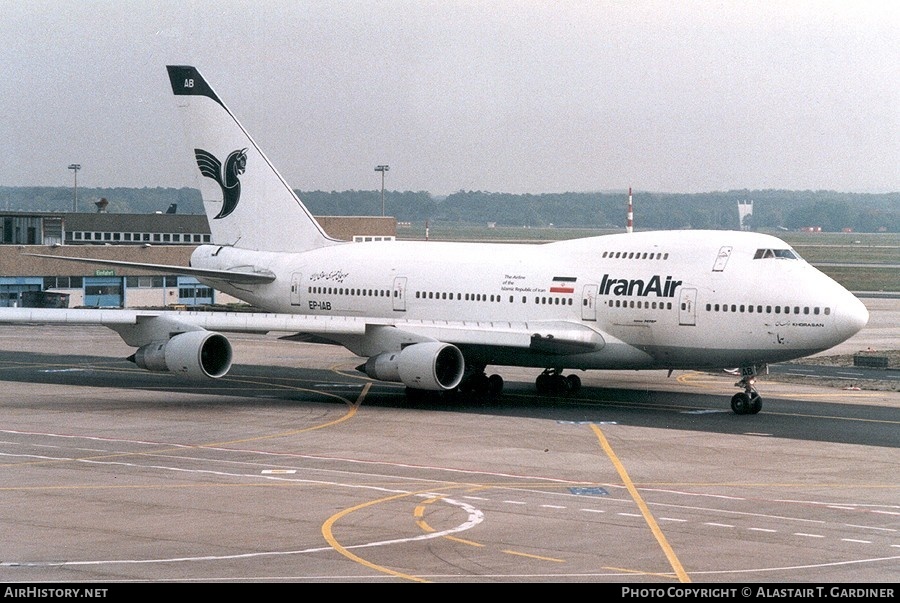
[599,274,683,297]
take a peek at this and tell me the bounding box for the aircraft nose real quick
[835,294,869,340]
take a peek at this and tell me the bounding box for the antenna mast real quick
[626,187,634,233]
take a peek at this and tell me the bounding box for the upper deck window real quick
[753,248,799,260]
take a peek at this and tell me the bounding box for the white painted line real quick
[682,409,729,414]
[313,384,362,388]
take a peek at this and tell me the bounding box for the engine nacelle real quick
[362,342,465,391]
[129,331,233,379]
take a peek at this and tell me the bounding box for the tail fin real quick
[167,65,336,252]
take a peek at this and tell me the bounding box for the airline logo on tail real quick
[195,148,247,219]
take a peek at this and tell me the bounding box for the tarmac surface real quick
[0,298,896,583]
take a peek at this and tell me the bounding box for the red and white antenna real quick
[626,187,634,233]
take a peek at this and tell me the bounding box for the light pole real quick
[68,164,81,212]
[375,165,389,216]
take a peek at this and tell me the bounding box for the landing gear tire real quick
[731,392,763,415]
[536,370,580,396]
[749,392,762,414]
[731,392,751,415]
[536,373,551,394]
[458,371,504,401]
[487,374,504,397]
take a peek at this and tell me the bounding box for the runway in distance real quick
[0,66,870,415]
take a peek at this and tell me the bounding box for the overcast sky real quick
[2,1,898,195]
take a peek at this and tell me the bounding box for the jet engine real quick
[361,342,465,391]
[128,331,233,379]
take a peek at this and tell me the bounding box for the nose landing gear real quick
[732,366,764,415]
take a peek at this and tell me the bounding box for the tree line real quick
[1,186,897,232]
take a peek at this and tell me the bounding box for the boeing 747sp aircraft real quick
[0,66,869,414]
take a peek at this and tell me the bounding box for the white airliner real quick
[0,66,869,415]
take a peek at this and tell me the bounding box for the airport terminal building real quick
[0,212,395,308]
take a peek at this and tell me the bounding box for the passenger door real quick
[392,276,407,312]
[290,272,303,306]
[678,287,697,326]
[581,284,598,321]
[712,246,732,272]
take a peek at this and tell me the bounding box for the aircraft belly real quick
[461,342,655,370]
[638,344,826,369]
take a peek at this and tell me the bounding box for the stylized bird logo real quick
[194,148,247,219]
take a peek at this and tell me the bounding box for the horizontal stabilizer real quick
[23,253,275,284]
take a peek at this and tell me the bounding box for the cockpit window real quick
[753,248,799,260]
[774,249,799,259]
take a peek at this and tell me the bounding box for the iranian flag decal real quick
[550,276,577,294]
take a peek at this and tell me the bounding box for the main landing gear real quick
[458,369,504,398]
[535,368,582,395]
[403,369,504,403]
[459,367,585,398]
[731,367,763,415]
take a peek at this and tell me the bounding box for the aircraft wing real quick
[0,308,364,346]
[0,307,603,354]
[22,253,275,284]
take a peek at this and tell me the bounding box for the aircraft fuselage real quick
[192,229,868,372]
